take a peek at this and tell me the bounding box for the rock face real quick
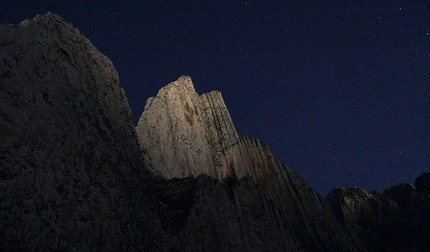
[136,76,239,180]
[2,13,429,252]
[326,173,430,251]
[0,13,165,251]
[136,76,366,251]
[153,175,303,251]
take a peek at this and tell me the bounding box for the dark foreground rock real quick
[0,12,167,251]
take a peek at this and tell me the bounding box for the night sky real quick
[2,1,429,196]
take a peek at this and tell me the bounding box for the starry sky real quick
[2,1,429,196]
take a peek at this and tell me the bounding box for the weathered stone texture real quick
[326,174,430,251]
[153,175,303,252]
[0,13,162,251]
[2,12,429,252]
[136,76,239,180]
[136,76,365,251]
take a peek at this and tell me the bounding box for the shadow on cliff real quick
[325,172,430,252]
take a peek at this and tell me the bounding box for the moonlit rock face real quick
[136,76,367,251]
[136,76,239,180]
[3,12,429,252]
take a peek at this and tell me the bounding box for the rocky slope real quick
[326,173,430,251]
[1,13,429,251]
[0,13,166,251]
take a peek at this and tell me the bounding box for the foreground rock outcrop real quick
[0,13,166,251]
[1,13,429,251]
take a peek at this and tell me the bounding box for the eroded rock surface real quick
[136,76,239,180]
[153,175,303,252]
[0,13,165,251]
[2,12,429,252]
[326,173,430,251]
[136,76,365,251]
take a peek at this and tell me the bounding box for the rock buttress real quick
[0,13,167,251]
[136,76,366,251]
[136,76,239,180]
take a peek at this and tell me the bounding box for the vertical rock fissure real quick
[135,76,366,251]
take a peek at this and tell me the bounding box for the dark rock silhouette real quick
[326,173,430,251]
[0,12,166,251]
[1,13,428,251]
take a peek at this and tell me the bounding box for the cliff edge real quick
[1,13,428,252]
[0,12,165,251]
[136,76,365,251]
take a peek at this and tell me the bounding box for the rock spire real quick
[136,76,366,251]
[136,76,239,180]
[2,12,428,252]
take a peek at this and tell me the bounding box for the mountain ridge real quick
[0,12,428,251]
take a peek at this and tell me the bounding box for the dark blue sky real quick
[2,0,429,196]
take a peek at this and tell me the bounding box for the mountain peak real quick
[157,75,196,97]
[135,76,366,250]
[3,13,428,251]
[136,76,239,180]
[19,12,69,28]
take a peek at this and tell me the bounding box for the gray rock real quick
[326,180,430,251]
[0,12,165,251]
[137,76,365,251]
[136,76,239,180]
[3,12,428,252]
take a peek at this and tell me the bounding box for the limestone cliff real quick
[136,76,365,251]
[0,13,166,251]
[136,76,239,180]
[2,12,429,252]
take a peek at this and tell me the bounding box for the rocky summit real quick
[136,76,364,251]
[1,13,429,251]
